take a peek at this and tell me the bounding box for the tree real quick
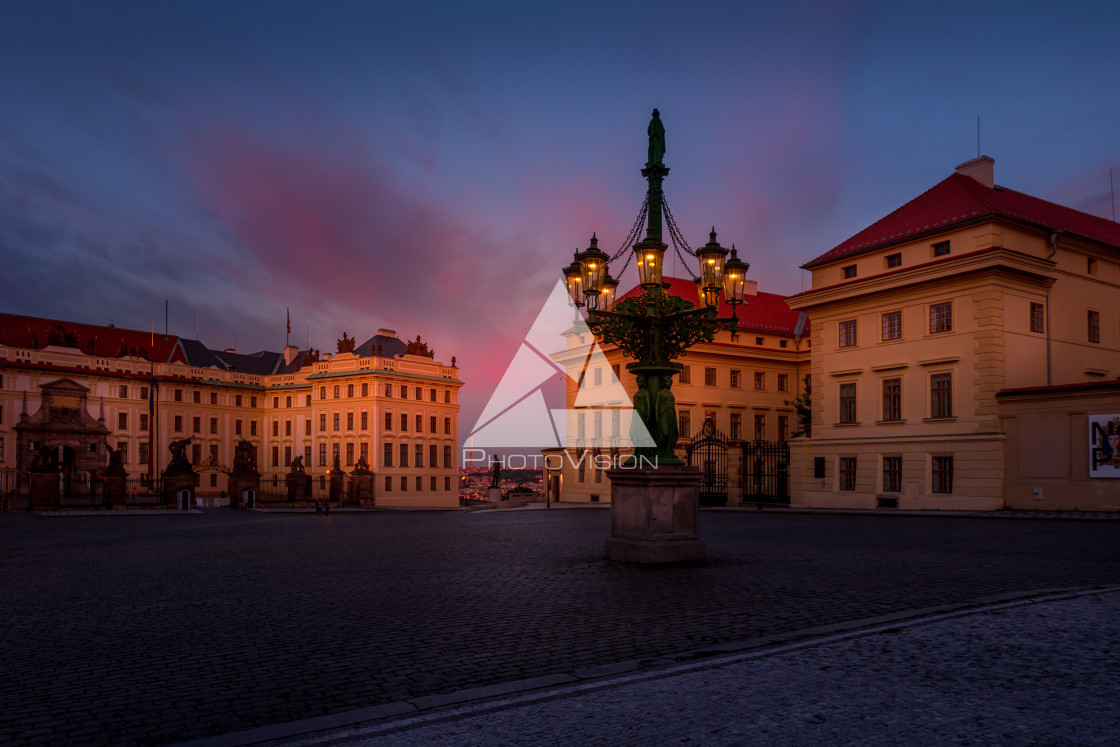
[785,375,812,438]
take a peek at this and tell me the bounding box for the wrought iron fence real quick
[741,441,790,505]
[688,424,729,507]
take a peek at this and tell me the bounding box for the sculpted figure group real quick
[630,373,679,460]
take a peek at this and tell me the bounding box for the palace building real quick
[786,156,1120,511]
[544,276,810,504]
[0,313,462,508]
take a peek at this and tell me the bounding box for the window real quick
[415,443,424,467]
[273,397,279,408]
[347,384,354,398]
[210,393,217,405]
[362,383,369,397]
[250,421,257,436]
[594,368,602,386]
[930,373,952,418]
[140,413,149,431]
[839,457,856,490]
[730,413,741,440]
[301,418,308,436]
[839,383,857,424]
[285,396,292,408]
[383,442,392,467]
[118,412,128,430]
[272,421,279,437]
[284,446,292,466]
[730,370,742,389]
[333,443,340,465]
[0,437,4,462]
[593,410,602,439]
[429,388,436,402]
[755,337,764,346]
[445,476,451,491]
[139,442,149,465]
[430,416,436,433]
[415,387,423,400]
[1088,310,1100,343]
[886,253,902,269]
[679,366,691,384]
[139,386,148,401]
[210,417,218,434]
[678,410,690,439]
[333,413,340,431]
[930,302,952,333]
[777,373,789,393]
[932,456,953,493]
[611,364,620,381]
[361,412,368,430]
[444,445,452,468]
[271,446,279,467]
[320,443,327,466]
[346,443,354,466]
[251,396,257,408]
[415,414,422,432]
[416,476,423,491]
[429,443,437,467]
[1088,257,1098,275]
[842,264,857,279]
[333,386,340,399]
[399,443,408,467]
[285,420,292,436]
[385,412,392,431]
[119,385,128,399]
[778,415,789,442]
[882,311,901,341]
[174,388,182,402]
[400,413,408,431]
[444,417,451,434]
[431,476,437,491]
[838,320,857,348]
[320,387,327,400]
[883,456,902,493]
[444,390,451,403]
[320,414,327,432]
[754,372,766,391]
[384,476,392,492]
[933,240,951,257]
[704,367,716,386]
[400,476,407,491]
[577,413,585,442]
[235,419,243,436]
[305,395,311,406]
[882,378,902,421]
[384,383,393,397]
[235,394,242,407]
[779,339,788,348]
[305,445,312,466]
[754,414,766,441]
[360,442,369,463]
[346,413,354,431]
[1030,303,1045,334]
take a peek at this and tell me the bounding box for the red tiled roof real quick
[616,276,808,336]
[0,312,183,363]
[805,172,1120,268]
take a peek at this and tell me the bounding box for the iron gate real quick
[742,441,790,505]
[688,421,728,506]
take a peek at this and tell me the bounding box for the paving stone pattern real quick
[319,592,1120,746]
[1,510,1118,744]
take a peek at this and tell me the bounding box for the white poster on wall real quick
[1089,414,1120,478]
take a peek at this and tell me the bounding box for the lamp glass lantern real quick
[579,234,610,310]
[600,272,619,311]
[722,245,750,311]
[635,239,665,289]
[697,228,728,308]
[563,251,584,307]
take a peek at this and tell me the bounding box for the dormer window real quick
[842,265,857,279]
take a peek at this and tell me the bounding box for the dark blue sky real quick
[2,0,1118,429]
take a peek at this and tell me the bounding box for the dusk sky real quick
[2,1,1118,435]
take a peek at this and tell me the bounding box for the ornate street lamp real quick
[560,110,746,467]
[722,244,750,319]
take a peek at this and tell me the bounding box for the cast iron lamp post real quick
[561,110,750,466]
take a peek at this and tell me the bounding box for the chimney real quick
[955,155,994,188]
[377,328,397,338]
[283,345,299,365]
[742,279,758,297]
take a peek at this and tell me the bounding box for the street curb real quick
[179,585,1120,747]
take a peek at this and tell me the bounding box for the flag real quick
[287,308,291,335]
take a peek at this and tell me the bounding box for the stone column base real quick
[351,473,374,505]
[163,472,200,510]
[604,464,706,564]
[488,487,503,503]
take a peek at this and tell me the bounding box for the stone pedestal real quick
[488,487,503,503]
[604,464,706,564]
[351,473,374,505]
[227,473,261,509]
[103,473,127,507]
[329,472,344,504]
[286,474,310,503]
[164,472,200,510]
[29,472,59,509]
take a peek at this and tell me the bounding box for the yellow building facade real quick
[0,314,462,508]
[786,156,1120,510]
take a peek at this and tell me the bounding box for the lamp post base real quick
[604,464,706,564]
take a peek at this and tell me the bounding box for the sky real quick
[2,0,1118,438]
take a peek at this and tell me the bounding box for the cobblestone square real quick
[1,508,1118,744]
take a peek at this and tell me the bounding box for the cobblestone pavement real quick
[299,590,1120,746]
[1,509,1118,745]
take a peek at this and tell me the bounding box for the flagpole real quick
[286,307,291,348]
[149,325,156,492]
